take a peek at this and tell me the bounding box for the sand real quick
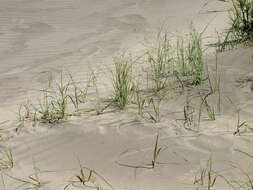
[0,0,253,190]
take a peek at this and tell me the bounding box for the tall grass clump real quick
[187,28,204,85]
[147,33,173,91]
[174,28,204,86]
[112,55,133,109]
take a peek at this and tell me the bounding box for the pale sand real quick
[1,0,253,190]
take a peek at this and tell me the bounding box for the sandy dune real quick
[0,0,227,119]
[1,0,253,190]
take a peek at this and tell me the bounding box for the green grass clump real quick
[176,36,188,76]
[174,28,204,86]
[112,55,133,109]
[147,33,173,91]
[187,28,204,85]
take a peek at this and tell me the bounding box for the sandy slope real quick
[1,0,253,190]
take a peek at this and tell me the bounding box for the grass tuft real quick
[147,32,173,91]
[112,54,133,109]
[187,28,204,85]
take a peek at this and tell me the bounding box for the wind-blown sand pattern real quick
[1,0,253,190]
